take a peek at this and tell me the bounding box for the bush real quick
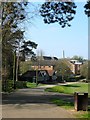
[56,76,63,83]
[57,76,73,82]
[68,77,76,82]
[64,76,70,82]
[2,80,14,93]
[15,81,27,89]
[2,80,27,92]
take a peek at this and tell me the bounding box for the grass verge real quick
[75,111,90,119]
[26,82,44,88]
[48,82,89,119]
[45,82,88,95]
[51,98,90,118]
[51,98,74,109]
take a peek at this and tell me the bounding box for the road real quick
[2,84,76,118]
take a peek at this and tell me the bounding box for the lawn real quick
[75,108,90,119]
[46,82,89,119]
[45,82,89,95]
[51,99,74,109]
[26,82,44,88]
[51,98,90,118]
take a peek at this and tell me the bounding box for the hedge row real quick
[2,80,27,93]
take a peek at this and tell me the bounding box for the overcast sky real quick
[24,2,88,59]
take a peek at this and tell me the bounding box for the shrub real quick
[56,76,62,82]
[2,80,28,92]
[2,80,14,93]
[15,81,27,89]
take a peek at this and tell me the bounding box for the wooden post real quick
[74,92,79,111]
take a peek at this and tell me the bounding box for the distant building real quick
[19,70,49,83]
[19,56,58,82]
[42,56,58,61]
[31,55,58,61]
[70,60,83,74]
[31,56,58,81]
[63,59,83,75]
[31,60,56,77]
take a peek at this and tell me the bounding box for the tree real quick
[19,61,33,75]
[36,49,45,61]
[20,40,38,61]
[84,1,90,17]
[2,2,28,80]
[1,2,28,90]
[80,60,90,81]
[72,55,84,62]
[39,1,77,28]
[80,61,88,78]
[12,39,37,82]
[54,59,72,81]
[1,2,38,90]
[40,1,90,27]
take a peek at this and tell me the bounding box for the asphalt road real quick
[2,85,76,118]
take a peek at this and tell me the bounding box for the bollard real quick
[74,92,88,111]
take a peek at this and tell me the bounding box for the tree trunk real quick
[4,58,7,92]
[16,44,20,82]
[13,51,16,89]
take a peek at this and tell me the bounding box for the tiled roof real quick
[43,56,58,60]
[47,70,55,76]
[43,56,52,60]
[21,70,49,77]
[32,60,57,66]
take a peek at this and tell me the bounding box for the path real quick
[2,84,76,118]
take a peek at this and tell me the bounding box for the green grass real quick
[75,111,90,119]
[51,98,90,118]
[45,82,89,95]
[80,112,90,118]
[27,82,37,88]
[51,99,74,109]
[26,82,44,88]
[47,83,89,119]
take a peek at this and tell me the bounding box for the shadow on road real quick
[2,88,74,105]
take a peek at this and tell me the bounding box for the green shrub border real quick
[2,80,27,93]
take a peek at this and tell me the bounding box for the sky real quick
[23,2,88,59]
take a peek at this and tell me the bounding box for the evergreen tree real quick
[39,1,77,28]
[84,1,90,17]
